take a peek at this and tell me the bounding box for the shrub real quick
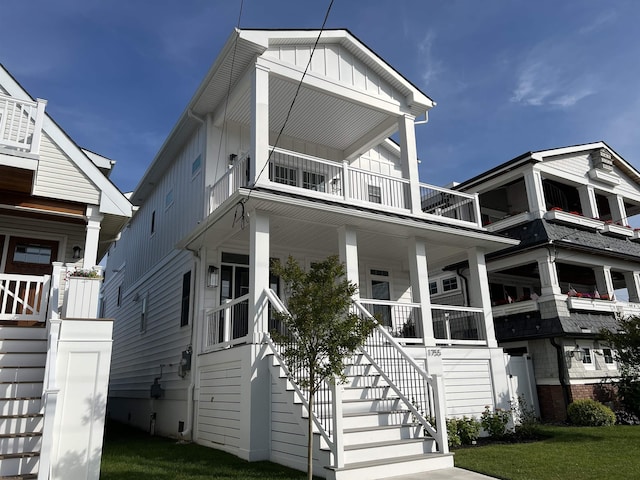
[567,399,616,426]
[481,405,511,439]
[512,395,541,440]
[457,416,481,445]
[445,418,461,448]
[615,409,640,425]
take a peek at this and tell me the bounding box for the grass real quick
[100,421,311,480]
[453,425,640,480]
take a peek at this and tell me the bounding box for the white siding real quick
[354,143,402,177]
[266,44,401,103]
[442,359,494,418]
[197,360,242,449]
[542,152,591,184]
[613,165,640,200]
[33,131,100,204]
[270,373,308,470]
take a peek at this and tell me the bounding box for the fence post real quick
[473,192,482,228]
[430,374,449,454]
[342,161,350,202]
[331,376,345,468]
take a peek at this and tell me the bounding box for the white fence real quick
[0,93,47,154]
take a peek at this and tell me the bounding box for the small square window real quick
[442,277,458,292]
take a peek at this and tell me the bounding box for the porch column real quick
[537,252,562,297]
[623,271,640,303]
[397,114,422,215]
[407,237,435,347]
[578,185,598,218]
[83,205,103,269]
[608,194,628,226]
[249,210,270,335]
[467,247,497,348]
[338,225,360,298]
[593,265,614,299]
[250,61,270,187]
[524,169,546,217]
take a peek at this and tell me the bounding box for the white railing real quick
[359,298,423,344]
[431,305,486,346]
[354,300,448,454]
[203,294,250,351]
[0,274,50,322]
[206,146,481,227]
[0,93,47,154]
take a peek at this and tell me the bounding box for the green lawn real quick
[100,422,310,480]
[453,425,640,480]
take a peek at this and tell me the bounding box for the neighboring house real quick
[102,29,519,479]
[455,142,640,422]
[0,65,132,479]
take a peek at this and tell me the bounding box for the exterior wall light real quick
[569,344,584,362]
[72,245,83,259]
[207,265,219,288]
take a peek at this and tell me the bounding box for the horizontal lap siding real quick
[33,131,100,204]
[442,359,494,417]
[197,361,242,448]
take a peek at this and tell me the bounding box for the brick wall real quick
[537,385,567,422]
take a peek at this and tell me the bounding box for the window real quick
[368,185,382,204]
[429,281,438,295]
[13,244,52,264]
[151,211,156,235]
[303,171,325,192]
[117,286,122,307]
[165,189,174,209]
[603,348,614,364]
[192,155,202,176]
[140,296,148,332]
[442,277,458,292]
[273,165,297,186]
[582,347,592,364]
[180,271,191,327]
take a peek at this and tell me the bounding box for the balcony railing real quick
[0,93,47,154]
[207,146,482,227]
[203,294,250,351]
[431,305,486,346]
[359,299,422,344]
[0,274,50,322]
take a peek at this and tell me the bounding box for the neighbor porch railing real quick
[207,146,481,227]
[0,274,50,322]
[0,93,47,154]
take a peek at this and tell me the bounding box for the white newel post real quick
[83,206,103,269]
[63,277,101,319]
[50,319,113,480]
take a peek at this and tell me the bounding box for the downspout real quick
[456,267,470,306]
[179,248,201,441]
[549,337,570,416]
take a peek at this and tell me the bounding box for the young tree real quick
[270,255,376,480]
[601,315,640,416]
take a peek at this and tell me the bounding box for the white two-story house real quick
[102,29,518,479]
[455,142,640,421]
[0,65,132,479]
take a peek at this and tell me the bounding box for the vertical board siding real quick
[106,250,192,397]
[354,143,401,177]
[108,126,205,292]
[33,131,100,204]
[197,361,242,448]
[267,44,399,103]
[442,359,494,417]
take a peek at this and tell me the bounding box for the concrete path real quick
[386,467,499,480]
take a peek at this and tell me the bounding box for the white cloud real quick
[578,11,617,35]
[417,29,444,87]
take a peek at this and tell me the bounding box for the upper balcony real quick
[0,93,47,158]
[208,147,482,229]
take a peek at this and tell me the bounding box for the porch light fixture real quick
[72,245,82,259]
[207,265,219,288]
[569,344,584,362]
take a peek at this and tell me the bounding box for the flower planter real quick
[63,276,102,318]
[544,210,604,230]
[602,223,634,238]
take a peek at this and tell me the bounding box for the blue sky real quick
[2,0,639,193]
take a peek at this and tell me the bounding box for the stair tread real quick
[344,437,429,451]
[0,413,43,419]
[328,452,453,471]
[0,397,41,401]
[0,381,43,384]
[344,423,418,433]
[342,396,400,403]
[0,432,42,438]
[0,475,38,480]
[343,409,409,417]
[0,451,39,459]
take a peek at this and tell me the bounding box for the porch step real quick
[0,415,43,434]
[0,354,46,369]
[342,385,391,400]
[0,368,45,384]
[0,327,46,341]
[0,452,39,477]
[342,410,412,429]
[0,384,43,399]
[343,437,434,464]
[329,453,454,480]
[0,399,41,417]
[0,341,46,354]
[341,397,404,414]
[0,433,42,455]
[343,423,423,445]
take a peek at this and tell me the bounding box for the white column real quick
[338,225,360,298]
[467,247,497,348]
[608,194,628,225]
[624,271,640,303]
[594,265,614,298]
[30,98,47,155]
[537,253,562,297]
[524,169,546,217]
[407,237,435,347]
[578,185,598,218]
[249,210,270,335]
[397,114,422,215]
[250,62,270,187]
[83,206,103,269]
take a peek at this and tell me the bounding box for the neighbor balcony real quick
[0,93,47,156]
[208,147,481,228]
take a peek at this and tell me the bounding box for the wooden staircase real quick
[0,325,47,480]
[268,351,453,480]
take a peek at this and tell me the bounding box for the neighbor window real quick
[192,155,202,176]
[303,171,325,192]
[603,348,614,364]
[165,189,174,209]
[151,211,156,235]
[273,165,297,186]
[582,347,592,364]
[429,281,438,295]
[180,271,191,327]
[442,277,458,292]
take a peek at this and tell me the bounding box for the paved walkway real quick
[386,467,499,480]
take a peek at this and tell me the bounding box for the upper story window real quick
[303,171,325,192]
[150,211,156,235]
[13,244,52,264]
[582,347,592,364]
[602,348,614,364]
[368,185,382,204]
[165,189,174,210]
[192,155,202,177]
[442,277,458,292]
[273,165,297,186]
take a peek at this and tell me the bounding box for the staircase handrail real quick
[353,300,447,452]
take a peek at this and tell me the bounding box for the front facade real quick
[0,65,132,478]
[103,29,517,479]
[456,142,640,421]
